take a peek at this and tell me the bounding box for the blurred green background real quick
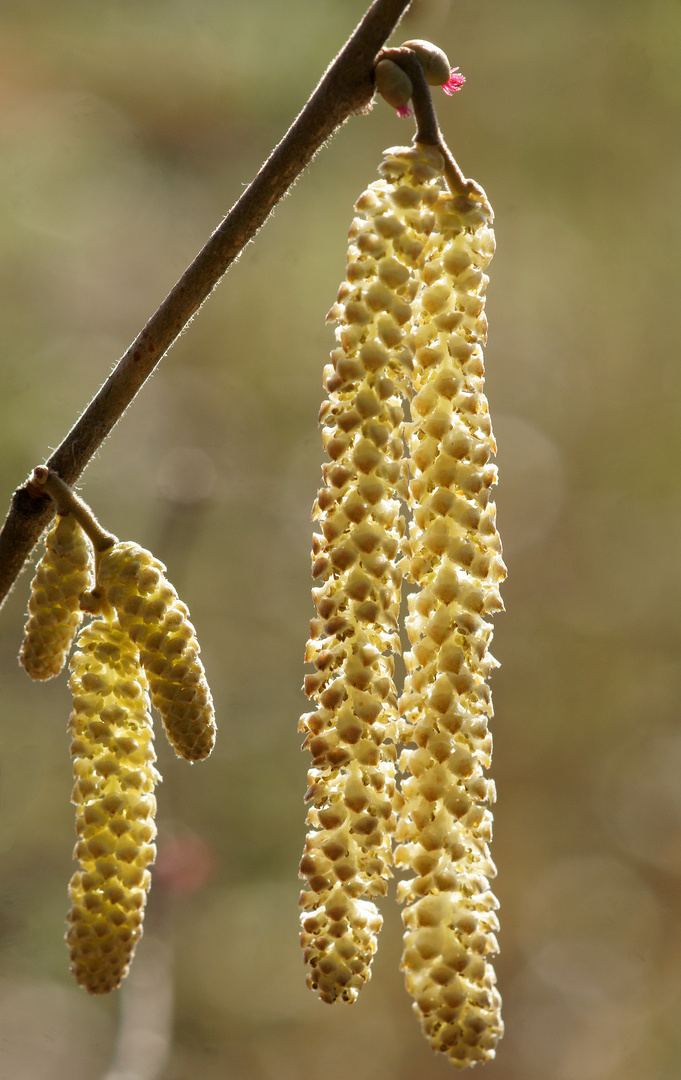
[1,1,681,1077]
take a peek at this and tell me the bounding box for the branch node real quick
[38,470,117,554]
[26,466,51,501]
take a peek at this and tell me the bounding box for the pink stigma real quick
[442,68,466,95]
[397,104,413,118]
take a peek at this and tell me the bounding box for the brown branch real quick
[0,0,414,611]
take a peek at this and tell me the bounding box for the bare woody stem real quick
[29,468,116,554]
[379,45,485,199]
[0,0,414,611]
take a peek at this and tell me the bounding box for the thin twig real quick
[0,0,414,611]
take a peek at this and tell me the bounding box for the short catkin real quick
[97,542,216,762]
[299,144,446,1005]
[19,513,92,680]
[396,164,506,1066]
[67,616,159,993]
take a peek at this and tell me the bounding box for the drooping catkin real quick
[19,513,92,680]
[97,542,215,762]
[299,144,445,1005]
[396,172,506,1066]
[67,616,159,993]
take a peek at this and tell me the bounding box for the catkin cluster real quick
[67,616,159,993]
[299,144,446,1004]
[300,142,505,1067]
[66,541,215,991]
[396,176,505,1066]
[19,514,92,680]
[18,488,216,994]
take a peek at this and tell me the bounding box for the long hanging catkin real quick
[67,615,159,993]
[299,144,445,1005]
[19,513,92,680]
[97,541,216,762]
[396,168,506,1067]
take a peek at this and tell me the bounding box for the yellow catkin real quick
[396,161,506,1067]
[19,513,92,680]
[66,616,159,993]
[299,144,445,1005]
[97,542,216,762]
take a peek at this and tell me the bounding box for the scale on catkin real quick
[299,41,505,1069]
[19,467,216,993]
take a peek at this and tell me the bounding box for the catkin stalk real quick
[396,160,505,1067]
[299,144,446,1004]
[67,616,159,993]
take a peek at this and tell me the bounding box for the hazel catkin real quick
[97,541,216,762]
[396,161,505,1067]
[66,616,159,993]
[19,513,92,680]
[299,144,447,1005]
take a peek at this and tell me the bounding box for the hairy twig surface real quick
[0,0,413,610]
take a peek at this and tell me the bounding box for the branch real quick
[0,0,414,611]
